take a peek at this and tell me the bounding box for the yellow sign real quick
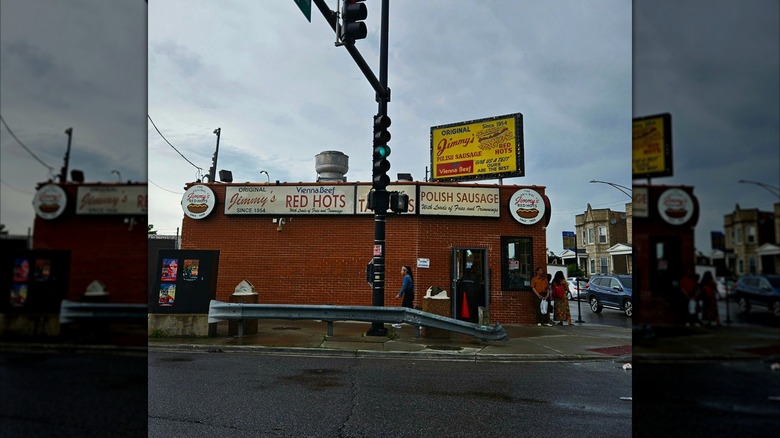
[633,113,672,178]
[430,113,523,182]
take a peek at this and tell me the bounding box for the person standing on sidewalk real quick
[531,267,552,326]
[393,266,415,328]
[699,271,721,327]
[552,271,573,326]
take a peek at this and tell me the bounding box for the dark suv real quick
[585,274,633,317]
[733,274,780,318]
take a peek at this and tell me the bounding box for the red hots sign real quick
[430,113,524,182]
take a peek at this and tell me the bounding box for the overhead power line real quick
[0,114,56,172]
[147,115,204,171]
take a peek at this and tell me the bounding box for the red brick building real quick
[632,184,699,325]
[177,181,551,325]
[31,182,148,304]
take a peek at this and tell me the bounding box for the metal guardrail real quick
[207,300,508,341]
[59,300,148,324]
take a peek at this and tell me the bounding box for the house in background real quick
[575,203,632,275]
[724,203,779,275]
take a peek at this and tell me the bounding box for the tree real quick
[0,224,8,236]
[148,224,157,235]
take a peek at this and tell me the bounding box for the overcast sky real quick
[0,0,147,235]
[633,0,780,255]
[146,0,632,256]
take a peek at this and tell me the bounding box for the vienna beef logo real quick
[437,160,474,177]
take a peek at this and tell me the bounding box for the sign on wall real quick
[33,184,67,220]
[418,186,500,217]
[224,185,355,215]
[182,184,216,219]
[430,113,524,182]
[76,185,147,215]
[657,188,694,225]
[508,188,545,225]
[633,113,672,179]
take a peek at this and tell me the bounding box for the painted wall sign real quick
[33,184,67,220]
[224,185,355,215]
[75,185,147,215]
[181,184,216,219]
[508,188,545,225]
[430,113,524,182]
[657,188,694,225]
[418,186,500,217]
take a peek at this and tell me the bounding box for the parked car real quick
[585,274,633,317]
[732,274,780,318]
[566,277,588,301]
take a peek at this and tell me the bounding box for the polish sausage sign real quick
[430,113,524,182]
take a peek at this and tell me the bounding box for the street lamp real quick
[737,179,780,198]
[589,180,632,198]
[259,170,270,183]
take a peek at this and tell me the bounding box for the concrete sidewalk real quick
[147,319,633,362]
[4,320,777,363]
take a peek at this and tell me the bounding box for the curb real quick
[146,343,632,362]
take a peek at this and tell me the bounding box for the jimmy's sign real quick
[430,113,524,182]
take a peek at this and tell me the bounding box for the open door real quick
[451,248,488,323]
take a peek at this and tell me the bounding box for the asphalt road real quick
[148,352,632,437]
[633,360,780,437]
[0,349,147,437]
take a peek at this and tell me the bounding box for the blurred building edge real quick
[716,202,780,276]
[1,180,148,340]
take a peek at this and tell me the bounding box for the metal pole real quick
[366,0,391,337]
[575,233,584,323]
[60,127,73,183]
[210,128,221,183]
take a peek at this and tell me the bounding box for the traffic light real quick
[372,114,391,190]
[389,191,409,213]
[341,0,367,43]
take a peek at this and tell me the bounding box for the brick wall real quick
[32,183,148,303]
[181,183,548,324]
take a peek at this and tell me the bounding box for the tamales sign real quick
[430,113,524,182]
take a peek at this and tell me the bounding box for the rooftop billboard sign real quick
[430,113,524,182]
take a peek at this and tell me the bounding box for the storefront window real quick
[501,236,533,290]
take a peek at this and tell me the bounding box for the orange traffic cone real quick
[461,292,470,319]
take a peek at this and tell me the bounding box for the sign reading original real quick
[76,186,147,215]
[225,185,355,215]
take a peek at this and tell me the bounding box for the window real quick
[736,227,742,244]
[582,229,587,244]
[748,257,756,274]
[738,258,744,274]
[600,257,609,274]
[746,225,756,243]
[589,258,596,274]
[501,236,533,291]
[587,228,594,244]
[598,226,607,243]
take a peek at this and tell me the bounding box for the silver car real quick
[566,277,588,301]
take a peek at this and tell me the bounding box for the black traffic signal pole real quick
[314,0,391,336]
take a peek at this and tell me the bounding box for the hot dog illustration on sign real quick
[509,188,545,225]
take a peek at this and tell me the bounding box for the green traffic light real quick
[374,144,391,158]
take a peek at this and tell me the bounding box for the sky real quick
[0,0,147,236]
[146,0,632,255]
[633,0,780,255]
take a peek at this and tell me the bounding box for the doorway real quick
[451,248,488,323]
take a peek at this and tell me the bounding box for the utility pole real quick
[209,128,221,183]
[59,127,73,183]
